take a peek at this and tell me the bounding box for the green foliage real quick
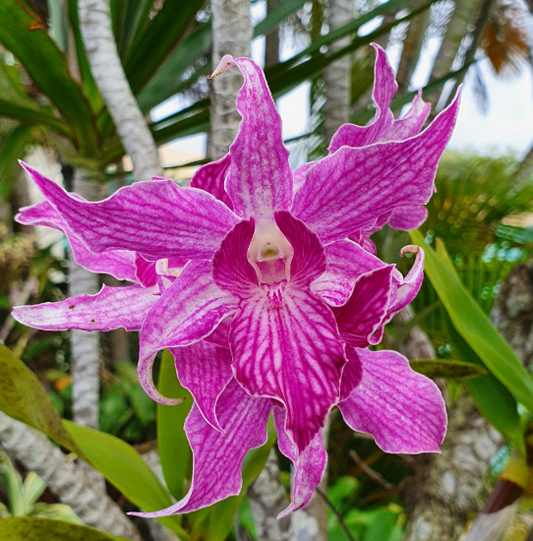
[0,517,128,541]
[409,358,487,380]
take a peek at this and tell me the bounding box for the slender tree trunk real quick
[264,0,281,69]
[395,1,429,94]
[396,306,502,541]
[0,412,140,540]
[322,0,352,146]
[78,0,162,181]
[208,0,252,160]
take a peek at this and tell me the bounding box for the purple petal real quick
[17,201,138,282]
[212,55,292,220]
[334,265,395,348]
[138,260,236,406]
[293,162,315,193]
[328,44,396,153]
[339,347,363,401]
[170,341,233,432]
[383,91,431,142]
[21,163,238,261]
[292,91,460,244]
[135,254,158,288]
[387,205,428,230]
[12,285,158,332]
[131,380,271,517]
[339,348,447,454]
[311,239,388,307]
[190,153,233,209]
[274,407,327,517]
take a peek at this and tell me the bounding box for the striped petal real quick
[274,407,327,517]
[214,213,346,452]
[21,162,238,261]
[17,201,138,282]
[138,260,236,406]
[383,91,431,142]
[212,56,292,220]
[12,285,158,332]
[334,265,395,348]
[190,153,233,209]
[170,341,233,432]
[131,379,271,517]
[311,239,388,307]
[339,348,447,454]
[292,92,460,244]
[328,44,396,153]
[135,254,157,287]
[387,205,428,230]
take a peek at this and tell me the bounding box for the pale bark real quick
[78,0,162,181]
[396,306,502,541]
[322,0,352,146]
[208,0,252,160]
[0,412,140,540]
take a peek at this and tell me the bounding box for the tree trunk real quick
[395,1,429,94]
[0,412,141,540]
[78,0,162,181]
[208,0,252,160]
[396,306,502,541]
[264,0,281,69]
[322,0,352,146]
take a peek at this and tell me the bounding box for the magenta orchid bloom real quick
[13,44,458,517]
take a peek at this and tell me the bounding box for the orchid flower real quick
[13,44,458,517]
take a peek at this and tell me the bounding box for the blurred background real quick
[2,0,533,540]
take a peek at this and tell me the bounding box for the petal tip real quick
[209,54,236,79]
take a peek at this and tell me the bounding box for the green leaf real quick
[0,344,87,461]
[409,359,487,380]
[193,417,277,541]
[410,231,533,419]
[157,350,192,501]
[124,0,206,94]
[0,100,71,137]
[0,517,128,541]
[0,0,98,154]
[0,124,35,201]
[253,0,307,37]
[443,313,524,450]
[63,420,187,537]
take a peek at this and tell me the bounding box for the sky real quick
[158,1,533,162]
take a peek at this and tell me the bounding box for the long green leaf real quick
[410,230,533,413]
[253,0,307,37]
[0,100,71,137]
[63,420,187,537]
[409,359,487,380]
[0,517,128,541]
[0,0,98,154]
[0,344,88,461]
[157,350,192,501]
[0,124,35,201]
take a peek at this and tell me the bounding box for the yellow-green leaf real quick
[409,359,487,380]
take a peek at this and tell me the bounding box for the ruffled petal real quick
[339,348,447,454]
[328,44,396,153]
[274,407,327,517]
[334,265,395,348]
[383,91,431,142]
[311,239,387,307]
[212,56,292,220]
[291,91,460,244]
[214,213,345,452]
[190,153,233,209]
[339,347,363,401]
[12,285,158,332]
[131,380,271,517]
[170,341,233,432]
[135,254,158,287]
[17,201,138,282]
[21,163,238,261]
[138,260,236,406]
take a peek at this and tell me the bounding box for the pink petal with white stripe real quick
[292,162,315,192]
[383,91,431,142]
[339,348,447,454]
[17,201,138,282]
[190,153,233,209]
[21,162,238,261]
[334,265,395,348]
[12,285,158,332]
[214,212,346,452]
[212,56,292,219]
[169,341,233,431]
[291,92,460,244]
[131,380,271,517]
[138,260,236,406]
[135,254,157,287]
[387,205,428,230]
[274,407,327,517]
[328,44,396,153]
[311,239,387,307]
